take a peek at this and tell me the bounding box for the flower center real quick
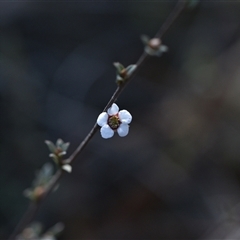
[108,115,121,130]
[148,38,161,49]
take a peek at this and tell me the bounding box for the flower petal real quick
[119,110,132,124]
[107,103,119,116]
[117,123,129,137]
[100,125,114,139]
[97,112,108,127]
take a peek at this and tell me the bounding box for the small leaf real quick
[141,34,150,45]
[42,163,54,177]
[31,222,43,236]
[23,188,33,198]
[125,64,137,77]
[113,62,125,73]
[116,75,124,85]
[47,222,65,236]
[56,139,64,148]
[45,140,56,153]
[116,75,123,81]
[32,163,54,188]
[61,142,70,152]
[160,45,168,52]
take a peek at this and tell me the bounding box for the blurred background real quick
[1,1,240,239]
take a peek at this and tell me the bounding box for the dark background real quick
[1,1,240,239]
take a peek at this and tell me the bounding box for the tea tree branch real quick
[9,1,187,239]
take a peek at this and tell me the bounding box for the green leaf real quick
[140,34,150,45]
[42,163,54,177]
[48,222,65,236]
[56,139,64,148]
[125,64,137,77]
[113,62,125,73]
[45,140,56,153]
[23,188,32,198]
[31,222,43,236]
[61,142,70,151]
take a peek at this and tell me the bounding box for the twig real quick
[9,170,62,240]
[9,203,38,240]
[156,0,186,39]
[8,1,186,239]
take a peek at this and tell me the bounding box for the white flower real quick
[97,103,132,139]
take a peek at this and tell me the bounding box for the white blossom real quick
[97,103,132,139]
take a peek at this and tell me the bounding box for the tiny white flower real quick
[96,103,132,139]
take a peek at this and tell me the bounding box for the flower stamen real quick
[108,115,120,130]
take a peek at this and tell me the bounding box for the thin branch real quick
[8,170,63,240]
[67,53,151,165]
[8,1,186,239]
[8,203,38,240]
[156,0,186,39]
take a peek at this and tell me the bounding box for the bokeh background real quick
[1,1,240,239]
